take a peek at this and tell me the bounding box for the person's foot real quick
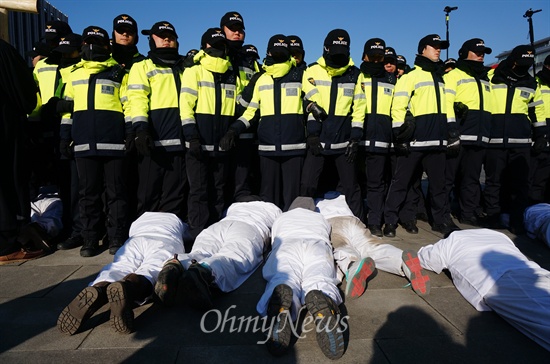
[265,284,294,357]
[416,212,429,222]
[179,262,214,310]
[0,248,46,265]
[108,239,125,255]
[57,235,83,250]
[459,216,480,227]
[80,239,99,257]
[57,286,108,335]
[154,255,184,307]
[401,221,419,234]
[344,257,376,299]
[368,224,383,237]
[383,223,397,237]
[107,281,134,334]
[305,290,345,360]
[401,250,430,296]
[431,222,459,238]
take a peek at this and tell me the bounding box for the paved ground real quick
[1,220,549,364]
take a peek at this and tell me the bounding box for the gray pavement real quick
[1,221,550,364]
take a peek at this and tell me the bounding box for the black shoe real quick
[416,212,429,222]
[154,255,184,307]
[305,290,345,360]
[459,216,480,227]
[266,284,294,357]
[383,223,397,237]
[57,235,84,250]
[431,222,459,237]
[57,286,108,335]
[108,239,125,255]
[179,263,214,311]
[400,221,418,234]
[481,214,503,229]
[80,240,99,257]
[107,281,134,334]
[368,224,383,237]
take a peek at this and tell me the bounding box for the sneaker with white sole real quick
[402,250,431,296]
[344,257,376,299]
[265,284,294,357]
[305,290,345,360]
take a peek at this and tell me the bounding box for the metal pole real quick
[523,8,542,76]
[443,6,458,60]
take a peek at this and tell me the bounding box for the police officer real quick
[443,38,493,226]
[181,27,241,240]
[220,12,261,201]
[127,21,187,221]
[59,26,129,257]
[352,38,394,236]
[484,45,546,232]
[383,46,398,83]
[396,55,409,78]
[112,14,145,71]
[288,35,306,70]
[234,35,306,210]
[444,58,457,73]
[530,55,550,203]
[300,29,363,219]
[384,34,455,237]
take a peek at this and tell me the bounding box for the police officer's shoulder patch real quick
[308,77,316,86]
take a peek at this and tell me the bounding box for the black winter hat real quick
[44,21,72,41]
[142,21,178,39]
[82,26,110,46]
[54,33,83,53]
[288,35,304,54]
[242,44,260,59]
[458,38,492,59]
[417,34,449,54]
[508,45,535,66]
[384,46,397,61]
[267,34,290,56]
[201,28,227,49]
[220,11,245,30]
[113,14,138,33]
[26,42,51,58]
[324,29,350,55]
[444,58,457,68]
[397,55,407,66]
[363,38,385,58]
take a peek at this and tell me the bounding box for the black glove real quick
[56,99,74,114]
[453,101,469,122]
[394,142,410,156]
[307,102,328,122]
[219,129,237,151]
[396,118,416,143]
[125,133,136,155]
[447,129,461,157]
[59,139,73,159]
[307,135,322,156]
[533,135,548,155]
[345,139,359,163]
[41,96,60,119]
[135,130,154,157]
[188,138,202,159]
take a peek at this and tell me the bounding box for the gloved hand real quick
[135,130,154,157]
[447,129,461,157]
[453,101,469,122]
[396,118,416,143]
[41,96,60,119]
[307,135,322,156]
[394,142,410,156]
[307,102,328,122]
[188,138,202,159]
[345,139,359,163]
[219,129,237,151]
[59,139,73,159]
[532,135,548,155]
[56,99,74,114]
[125,133,136,155]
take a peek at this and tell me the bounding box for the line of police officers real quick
[6,10,549,260]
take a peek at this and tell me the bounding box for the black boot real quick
[80,239,99,257]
